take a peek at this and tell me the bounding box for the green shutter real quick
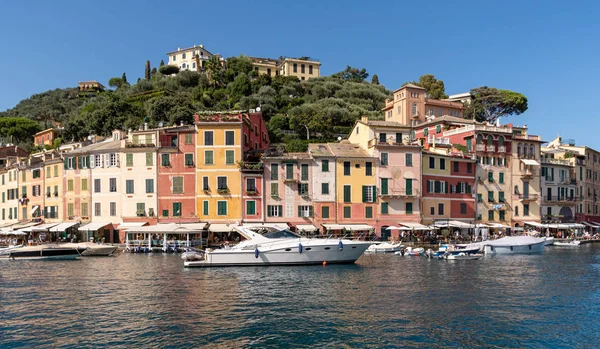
[64,158,68,170]
[226,150,234,164]
[344,186,351,202]
[406,179,412,195]
[362,186,367,203]
[203,201,209,215]
[365,206,373,218]
[77,156,82,169]
[381,202,389,214]
[381,178,388,195]
[322,206,329,219]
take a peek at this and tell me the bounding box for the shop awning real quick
[486,223,512,228]
[78,222,113,231]
[434,220,474,228]
[399,222,430,230]
[524,221,547,228]
[322,224,373,231]
[208,223,234,233]
[243,223,290,230]
[49,222,80,232]
[581,222,600,228]
[10,222,41,230]
[0,229,26,236]
[521,159,540,166]
[125,223,205,234]
[296,224,318,232]
[116,222,148,229]
[24,223,60,232]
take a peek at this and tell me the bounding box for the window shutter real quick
[105,154,110,168]
[309,206,314,217]
[372,186,376,202]
[63,158,68,170]
[362,186,366,203]
[297,206,302,217]
[90,155,95,168]
[451,185,455,193]
[444,182,449,194]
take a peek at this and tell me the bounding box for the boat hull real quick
[484,241,545,254]
[184,241,370,267]
[60,243,117,256]
[2,247,81,260]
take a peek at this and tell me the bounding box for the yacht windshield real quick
[262,229,301,239]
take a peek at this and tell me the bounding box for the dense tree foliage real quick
[0,56,390,148]
[463,86,528,123]
[404,74,448,99]
[0,117,42,146]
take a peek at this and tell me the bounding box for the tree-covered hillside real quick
[0,57,391,151]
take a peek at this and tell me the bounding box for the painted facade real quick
[43,156,63,223]
[62,148,92,224]
[421,151,476,226]
[510,127,543,228]
[540,157,576,223]
[167,44,215,71]
[0,165,20,224]
[155,126,197,223]
[308,144,336,230]
[263,153,314,228]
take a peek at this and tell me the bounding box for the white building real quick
[540,156,576,223]
[166,45,216,71]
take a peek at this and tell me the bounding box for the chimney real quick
[200,44,204,49]
[177,47,181,51]
[144,123,148,131]
[180,120,184,126]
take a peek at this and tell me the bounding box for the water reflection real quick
[1,247,600,348]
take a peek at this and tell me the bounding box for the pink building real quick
[374,144,422,239]
[241,163,264,223]
[157,125,198,223]
[262,152,314,230]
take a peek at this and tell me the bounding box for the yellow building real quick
[43,155,63,223]
[166,44,216,71]
[328,141,377,227]
[279,57,320,81]
[250,57,278,77]
[195,115,244,224]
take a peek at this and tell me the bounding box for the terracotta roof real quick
[393,83,426,92]
[418,115,475,127]
[327,142,370,158]
[359,120,410,128]
[308,144,334,157]
[67,139,122,155]
[264,152,312,160]
[425,99,465,108]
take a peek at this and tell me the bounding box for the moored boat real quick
[553,240,581,247]
[396,246,425,256]
[183,225,371,267]
[480,236,546,255]
[60,242,117,256]
[366,242,403,253]
[544,237,555,246]
[0,245,83,260]
[445,253,483,260]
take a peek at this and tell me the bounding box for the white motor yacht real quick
[0,245,82,260]
[479,236,546,254]
[183,225,371,267]
[553,240,581,247]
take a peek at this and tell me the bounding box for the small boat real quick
[366,242,403,253]
[544,237,555,246]
[183,225,371,267]
[431,244,482,257]
[444,253,483,260]
[553,240,581,247]
[395,246,425,256]
[480,236,546,255]
[61,242,117,256]
[0,245,83,260]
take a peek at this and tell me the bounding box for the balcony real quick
[516,194,539,202]
[379,188,419,198]
[283,175,298,183]
[521,169,535,178]
[544,196,576,205]
[486,145,495,152]
[475,144,485,152]
[246,188,259,195]
[368,138,405,148]
[238,161,264,173]
[497,146,506,153]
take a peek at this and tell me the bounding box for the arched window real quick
[523,144,528,158]
[517,144,522,157]
[529,145,535,158]
[514,185,520,194]
[498,136,504,147]
[412,103,417,116]
[487,135,493,145]
[476,134,483,144]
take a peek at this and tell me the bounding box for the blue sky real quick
[1,0,599,147]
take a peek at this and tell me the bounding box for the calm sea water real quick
[1,245,600,348]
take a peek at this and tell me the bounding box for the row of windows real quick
[265,202,414,219]
[291,63,314,75]
[0,171,18,184]
[1,207,18,220]
[429,203,469,216]
[92,178,163,194]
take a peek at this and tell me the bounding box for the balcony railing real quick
[497,146,506,153]
[521,169,535,177]
[475,144,485,152]
[283,175,298,182]
[516,194,539,201]
[544,196,576,204]
[486,145,495,152]
[379,188,420,198]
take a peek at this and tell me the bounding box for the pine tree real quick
[145,61,151,80]
[371,74,379,85]
[159,60,165,67]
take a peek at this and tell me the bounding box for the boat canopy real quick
[483,236,545,247]
[243,223,290,230]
